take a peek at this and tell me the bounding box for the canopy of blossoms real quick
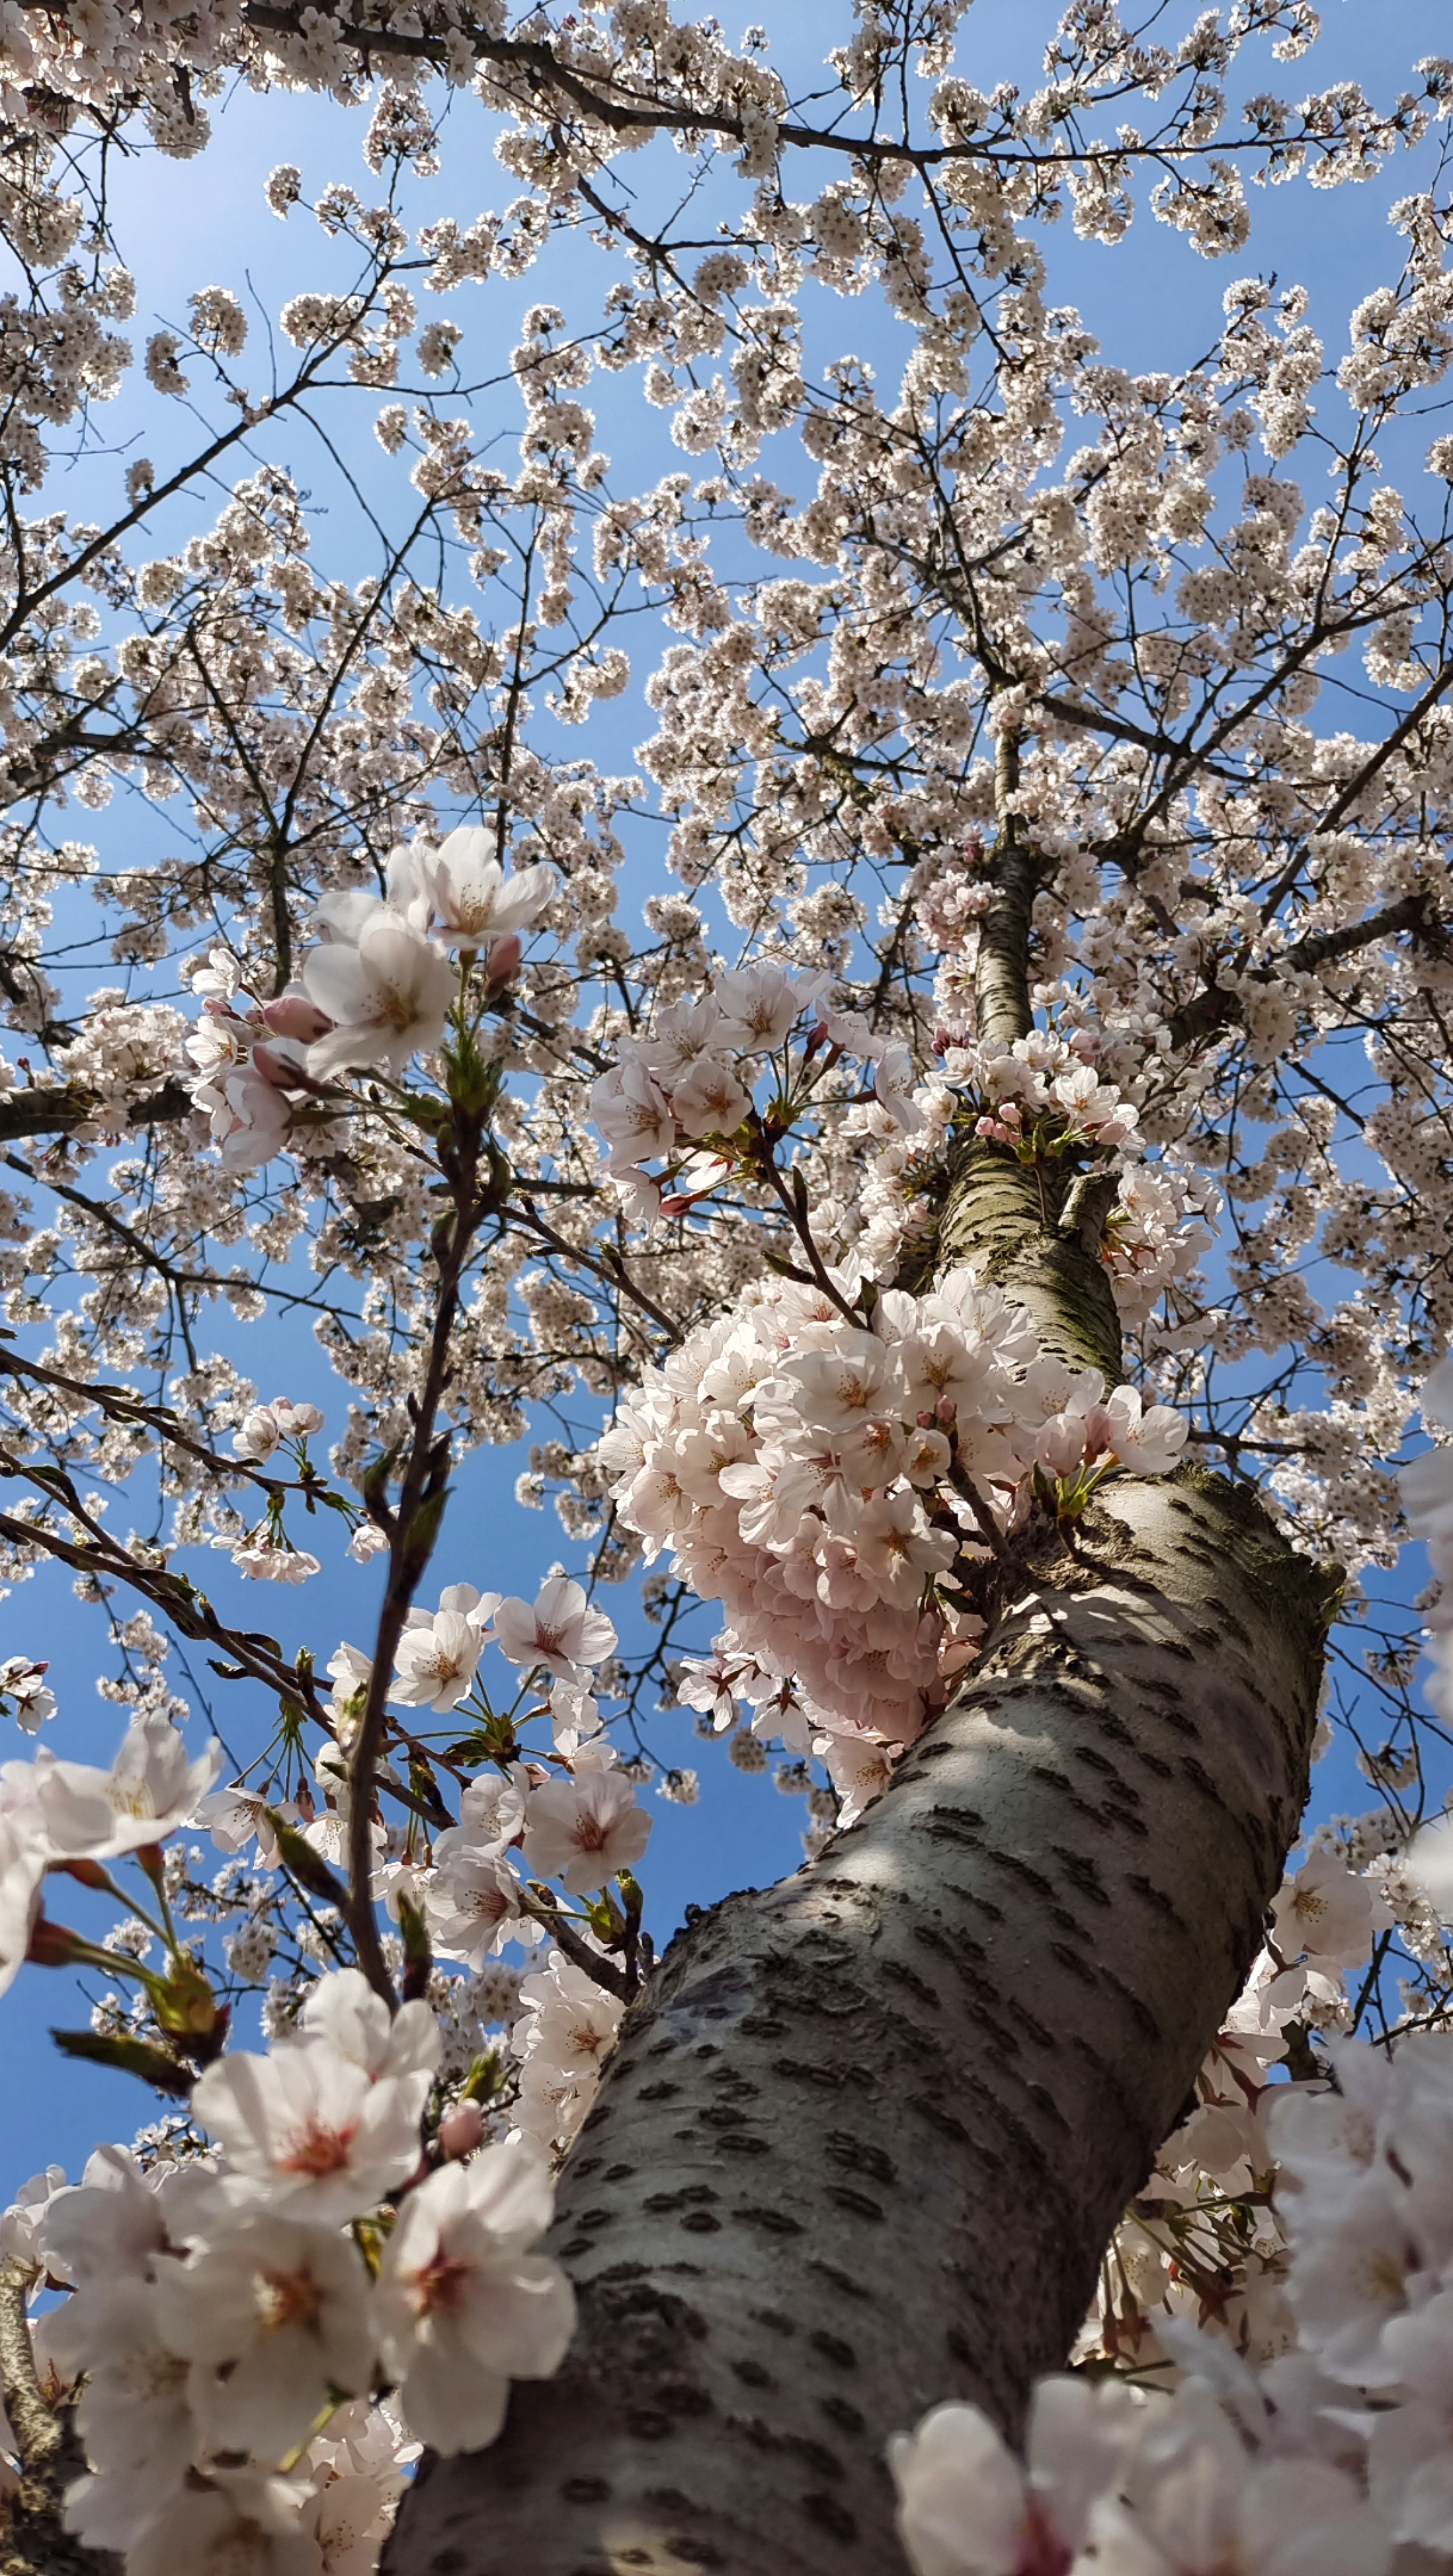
[0,0,1449,2568]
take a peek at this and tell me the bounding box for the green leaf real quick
[269,1814,349,1909]
[52,2028,193,2097]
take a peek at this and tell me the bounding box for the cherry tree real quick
[0,2,1451,2572]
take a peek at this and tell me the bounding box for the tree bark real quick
[976,727,1040,1050]
[386,777,1333,2574]
[0,2268,119,2576]
[388,1464,1333,2576]
[936,1141,1123,1378]
[0,1081,190,1148]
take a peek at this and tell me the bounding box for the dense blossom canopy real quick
[0,0,1451,2568]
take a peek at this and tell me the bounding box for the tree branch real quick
[0,1080,191,1148]
[1166,890,1438,1053]
[0,2264,117,2576]
[976,726,1040,1048]
[345,1102,495,2007]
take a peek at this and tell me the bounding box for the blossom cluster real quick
[602,1265,1186,1809]
[892,1845,1453,2575]
[942,1028,1144,1159]
[2,1,1453,2566]
[1401,1354,1453,1727]
[0,1537,658,2571]
[4,1975,573,2574]
[185,825,552,1171]
[588,962,932,1225]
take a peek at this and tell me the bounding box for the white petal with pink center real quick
[192,2031,433,2226]
[374,2141,576,2456]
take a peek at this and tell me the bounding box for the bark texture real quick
[390,1468,1333,2576]
[0,2268,119,2576]
[975,729,1040,1048]
[0,1081,189,1148]
[388,778,1330,2573]
[936,1142,1121,1378]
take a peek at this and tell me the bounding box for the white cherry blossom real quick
[153,2211,375,2463]
[0,2163,67,2268]
[1271,1855,1391,1971]
[391,1586,499,1711]
[296,1970,442,2085]
[492,1577,618,1681]
[122,2471,323,2576]
[191,2032,433,2226]
[0,1656,56,1732]
[0,1799,46,1997]
[30,1716,223,1862]
[520,1768,651,1893]
[415,826,554,947]
[51,2278,195,2491]
[891,2377,1142,2576]
[39,2145,173,2286]
[300,2472,397,2576]
[302,912,455,1079]
[426,1848,536,1964]
[373,2141,576,2454]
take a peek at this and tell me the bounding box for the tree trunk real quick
[386,799,1333,2571]
[0,2269,119,2576]
[388,1473,1332,2576]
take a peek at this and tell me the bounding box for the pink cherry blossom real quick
[492,1577,618,1681]
[520,1768,651,1893]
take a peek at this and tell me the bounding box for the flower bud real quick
[484,931,523,996]
[251,1041,305,1090]
[53,1857,109,1889]
[439,2100,486,2159]
[26,1917,88,1968]
[261,992,332,1042]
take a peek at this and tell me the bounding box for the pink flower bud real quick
[916,1410,936,1430]
[484,931,524,995]
[935,1396,957,1426]
[1081,1404,1117,1464]
[262,993,332,1041]
[439,2101,486,2160]
[1036,1416,1086,1479]
[251,1042,303,1091]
